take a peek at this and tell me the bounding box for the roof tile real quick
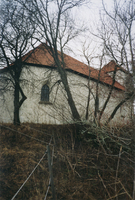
[23,43,125,91]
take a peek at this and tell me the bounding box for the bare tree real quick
[0,1,36,125]
[82,43,123,125]
[15,0,88,122]
[87,0,134,124]
[96,0,135,198]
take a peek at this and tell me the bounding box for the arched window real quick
[41,84,49,102]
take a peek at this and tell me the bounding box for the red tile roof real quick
[101,60,127,74]
[22,43,125,91]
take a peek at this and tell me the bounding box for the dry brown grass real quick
[0,123,134,200]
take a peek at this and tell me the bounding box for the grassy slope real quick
[0,123,133,200]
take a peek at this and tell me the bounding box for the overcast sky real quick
[66,0,114,68]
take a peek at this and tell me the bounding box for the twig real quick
[107,192,126,200]
[98,170,111,199]
[115,146,122,200]
[119,181,133,200]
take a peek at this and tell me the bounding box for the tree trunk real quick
[13,69,27,125]
[14,80,20,125]
[53,51,81,122]
[85,68,91,120]
[94,68,101,123]
[94,95,99,123]
[60,68,81,121]
[99,65,117,122]
[105,92,133,125]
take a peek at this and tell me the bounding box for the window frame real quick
[40,84,50,103]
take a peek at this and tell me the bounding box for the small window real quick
[41,84,49,102]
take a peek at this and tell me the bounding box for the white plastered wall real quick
[0,65,132,125]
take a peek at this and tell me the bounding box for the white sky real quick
[65,0,114,68]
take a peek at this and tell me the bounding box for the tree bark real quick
[85,67,91,120]
[54,54,81,121]
[99,65,117,122]
[14,80,20,125]
[13,67,27,125]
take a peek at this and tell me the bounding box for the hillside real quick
[0,123,133,200]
